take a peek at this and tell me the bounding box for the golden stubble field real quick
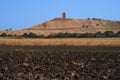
[0,38,120,46]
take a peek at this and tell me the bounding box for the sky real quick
[0,0,120,30]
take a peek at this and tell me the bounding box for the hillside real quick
[1,18,120,36]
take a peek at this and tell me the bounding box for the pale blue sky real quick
[0,0,120,30]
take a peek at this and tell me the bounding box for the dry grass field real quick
[0,38,120,46]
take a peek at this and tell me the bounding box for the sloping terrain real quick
[2,18,120,36]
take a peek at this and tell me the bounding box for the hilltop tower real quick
[62,12,66,19]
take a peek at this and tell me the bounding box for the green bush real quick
[22,32,44,38]
[28,32,37,38]
[1,31,120,38]
[0,33,7,37]
[104,31,114,37]
[94,32,105,37]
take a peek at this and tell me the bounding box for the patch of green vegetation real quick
[1,31,120,38]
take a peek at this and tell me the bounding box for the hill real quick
[25,18,120,35]
[1,17,120,36]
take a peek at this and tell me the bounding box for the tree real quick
[87,18,90,20]
[79,33,94,38]
[94,32,104,37]
[28,32,37,38]
[0,33,7,37]
[117,31,120,34]
[37,34,44,38]
[104,31,114,37]
[115,31,120,37]
[22,33,28,38]
[22,32,37,38]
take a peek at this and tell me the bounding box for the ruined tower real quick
[62,12,66,19]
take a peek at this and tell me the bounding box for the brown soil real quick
[0,49,120,80]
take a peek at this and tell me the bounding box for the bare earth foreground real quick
[0,38,120,80]
[0,38,120,46]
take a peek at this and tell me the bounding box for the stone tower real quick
[62,12,66,19]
